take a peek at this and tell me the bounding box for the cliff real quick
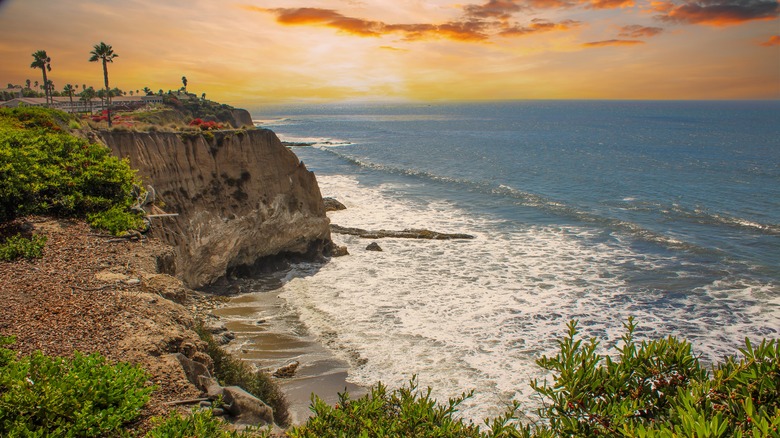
[101,128,331,288]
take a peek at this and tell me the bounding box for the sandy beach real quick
[212,289,367,424]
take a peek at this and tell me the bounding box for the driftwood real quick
[163,397,211,406]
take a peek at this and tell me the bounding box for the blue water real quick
[249,100,780,419]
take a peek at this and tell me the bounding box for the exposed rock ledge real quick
[101,129,331,288]
[331,224,475,240]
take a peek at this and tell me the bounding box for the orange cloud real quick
[246,5,581,42]
[618,24,665,37]
[500,18,582,36]
[653,0,779,26]
[760,35,780,45]
[583,39,646,46]
[587,0,635,9]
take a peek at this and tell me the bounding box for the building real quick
[0,95,164,113]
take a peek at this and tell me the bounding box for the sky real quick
[0,0,778,105]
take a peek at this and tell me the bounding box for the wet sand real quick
[212,290,366,424]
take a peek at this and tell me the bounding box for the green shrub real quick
[0,233,46,261]
[68,120,82,130]
[291,320,780,437]
[528,318,780,437]
[0,336,154,437]
[0,107,140,235]
[146,408,267,437]
[289,378,493,438]
[87,204,144,236]
[195,323,290,426]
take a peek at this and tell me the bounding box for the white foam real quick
[278,174,779,422]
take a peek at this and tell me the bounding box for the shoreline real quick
[211,287,368,425]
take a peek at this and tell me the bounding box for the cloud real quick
[587,0,636,9]
[500,18,582,36]
[583,39,646,46]
[246,4,579,42]
[463,0,524,20]
[760,35,780,45]
[652,0,779,26]
[618,24,665,37]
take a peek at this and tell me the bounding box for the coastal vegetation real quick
[0,107,142,237]
[291,319,779,437]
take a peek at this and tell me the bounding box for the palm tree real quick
[181,76,187,91]
[63,84,75,112]
[25,79,31,89]
[30,50,52,105]
[80,86,96,113]
[142,86,151,95]
[89,42,118,127]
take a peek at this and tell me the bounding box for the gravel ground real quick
[0,216,228,433]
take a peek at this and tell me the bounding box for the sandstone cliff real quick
[101,129,330,288]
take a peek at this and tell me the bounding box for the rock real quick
[180,342,197,358]
[199,401,212,408]
[145,274,187,304]
[191,351,214,374]
[366,242,383,252]
[332,224,475,240]
[272,361,300,378]
[222,386,275,426]
[172,353,211,387]
[198,375,224,398]
[331,245,349,257]
[212,408,225,416]
[219,331,236,345]
[323,197,347,212]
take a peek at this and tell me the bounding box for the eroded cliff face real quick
[101,129,330,288]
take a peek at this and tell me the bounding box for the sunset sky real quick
[0,0,778,105]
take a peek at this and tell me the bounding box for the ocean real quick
[230,100,780,421]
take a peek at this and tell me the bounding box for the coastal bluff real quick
[101,128,331,288]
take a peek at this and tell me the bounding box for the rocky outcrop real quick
[331,224,474,240]
[231,109,253,128]
[102,129,331,288]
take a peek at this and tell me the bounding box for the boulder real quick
[272,361,299,378]
[323,197,347,212]
[172,353,211,387]
[366,242,383,252]
[331,245,349,257]
[198,375,224,398]
[222,386,275,426]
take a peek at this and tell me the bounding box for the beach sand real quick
[212,290,366,425]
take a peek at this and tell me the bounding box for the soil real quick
[0,216,229,433]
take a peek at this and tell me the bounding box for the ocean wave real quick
[318,147,721,255]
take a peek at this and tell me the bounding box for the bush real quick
[288,378,492,438]
[87,204,145,236]
[0,107,140,233]
[0,233,46,261]
[528,318,780,437]
[292,319,780,437]
[146,408,267,437]
[0,336,153,437]
[195,323,290,426]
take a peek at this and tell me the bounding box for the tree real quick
[142,86,151,95]
[201,92,206,100]
[181,75,187,91]
[63,84,75,111]
[30,50,52,105]
[25,79,31,89]
[89,42,118,127]
[80,86,96,113]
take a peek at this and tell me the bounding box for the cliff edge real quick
[101,128,331,288]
